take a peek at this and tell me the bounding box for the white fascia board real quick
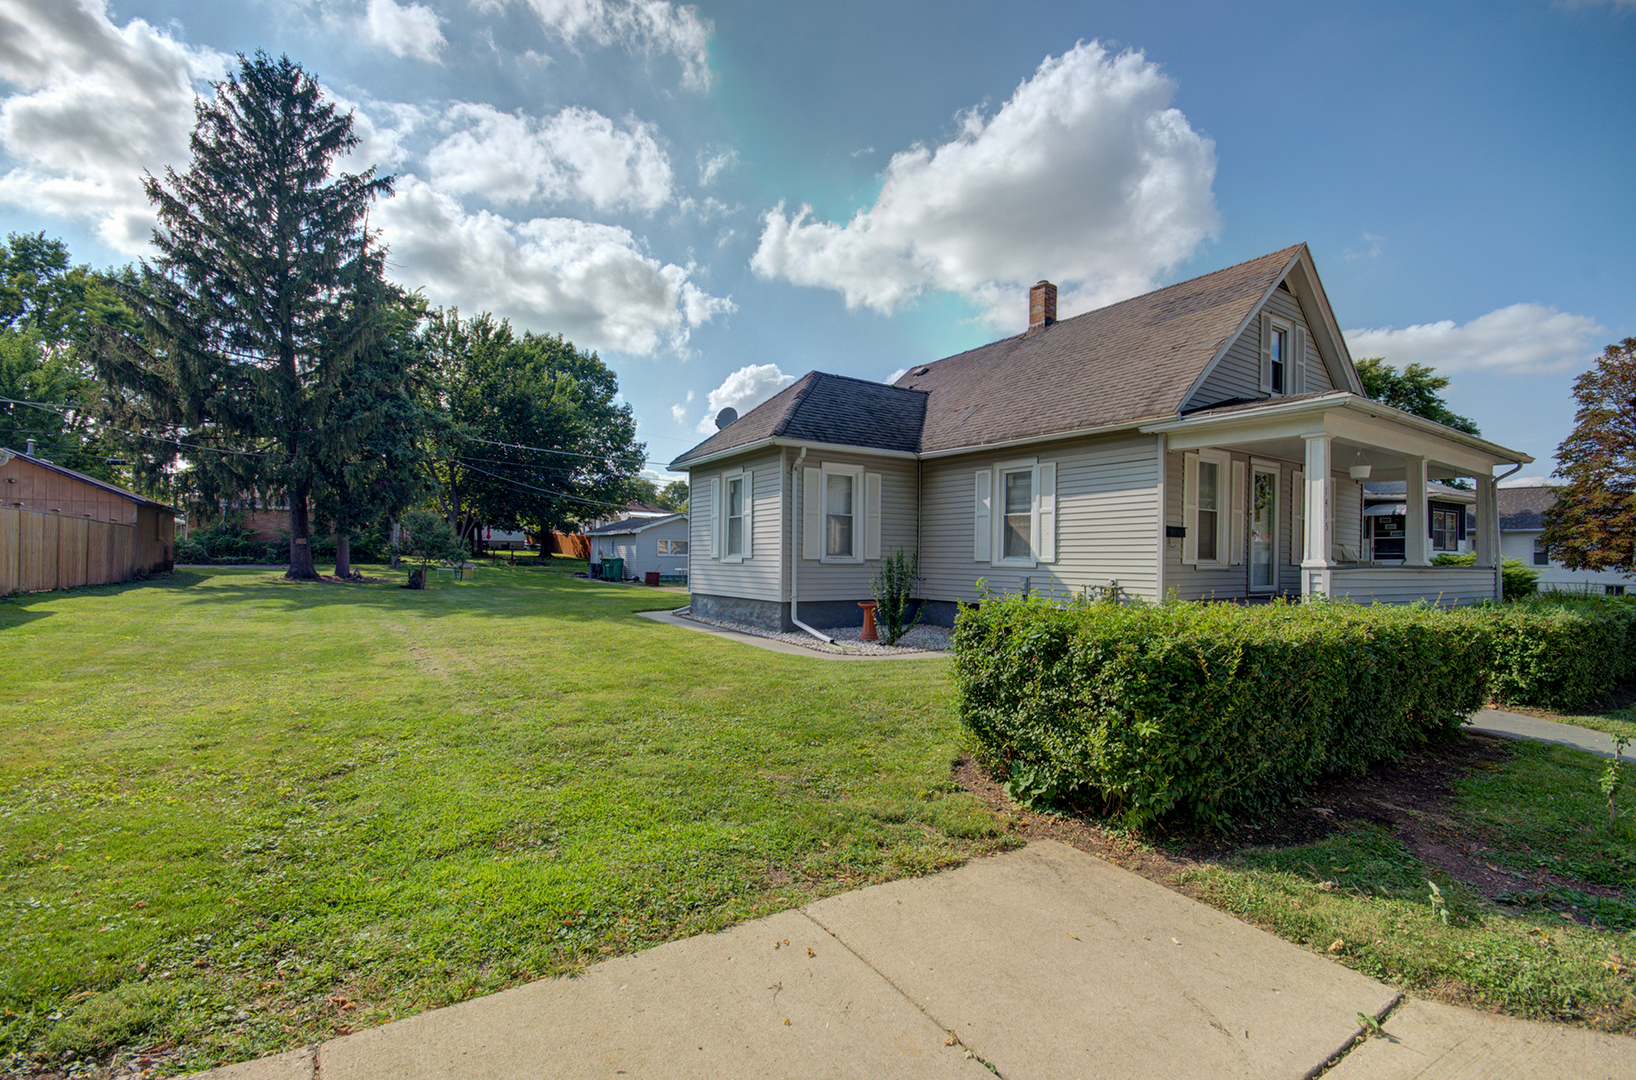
[1141,393,1532,472]
[676,437,918,471]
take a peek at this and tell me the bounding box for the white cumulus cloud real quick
[695,363,794,433]
[361,0,447,62]
[1344,303,1606,375]
[482,0,713,91]
[378,175,733,356]
[697,146,736,186]
[750,40,1219,329]
[0,0,229,253]
[426,103,672,212]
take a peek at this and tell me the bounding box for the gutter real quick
[787,447,833,645]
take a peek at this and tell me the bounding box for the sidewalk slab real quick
[803,839,1397,1080]
[314,908,988,1080]
[1325,998,1636,1079]
[1468,709,1625,760]
[192,1048,313,1080]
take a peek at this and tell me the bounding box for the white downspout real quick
[789,447,834,644]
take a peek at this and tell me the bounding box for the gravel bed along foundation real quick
[680,611,951,655]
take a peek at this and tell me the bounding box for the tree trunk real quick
[335,532,352,579]
[388,517,400,568]
[286,486,318,580]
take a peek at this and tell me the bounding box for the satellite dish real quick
[715,407,738,430]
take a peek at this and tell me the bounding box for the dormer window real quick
[1270,324,1288,394]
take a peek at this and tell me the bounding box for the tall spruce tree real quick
[94,53,394,579]
[1541,338,1636,573]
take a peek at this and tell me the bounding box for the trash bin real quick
[602,557,624,582]
[645,571,661,587]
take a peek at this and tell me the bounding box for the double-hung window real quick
[1001,468,1033,560]
[716,471,750,561]
[1533,537,1549,567]
[974,458,1056,567]
[1429,503,1463,553]
[826,472,855,558]
[1182,449,1234,568]
[1269,325,1288,395]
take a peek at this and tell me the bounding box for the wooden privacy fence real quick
[0,506,138,594]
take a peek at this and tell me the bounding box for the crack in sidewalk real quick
[798,908,1006,1078]
[1302,992,1406,1080]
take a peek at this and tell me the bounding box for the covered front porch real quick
[1144,392,1533,606]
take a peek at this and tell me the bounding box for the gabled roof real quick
[896,245,1307,453]
[584,512,687,536]
[1,446,177,512]
[1497,485,1558,530]
[670,371,927,468]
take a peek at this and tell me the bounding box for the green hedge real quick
[1465,595,1636,711]
[952,596,1491,829]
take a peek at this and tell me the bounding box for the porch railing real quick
[1325,564,1498,606]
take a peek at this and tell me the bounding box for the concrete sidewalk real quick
[1469,708,1628,760]
[196,841,1634,1080]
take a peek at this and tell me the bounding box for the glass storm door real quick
[1250,466,1278,591]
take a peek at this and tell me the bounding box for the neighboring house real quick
[1361,481,1476,561]
[1,444,176,592]
[584,513,689,581]
[668,245,1534,631]
[1498,484,1634,594]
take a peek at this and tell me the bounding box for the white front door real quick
[1250,463,1279,592]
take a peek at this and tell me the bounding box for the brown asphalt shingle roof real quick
[667,245,1305,467]
[896,245,1304,453]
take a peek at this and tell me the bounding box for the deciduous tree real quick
[1541,339,1636,573]
[1355,357,1480,435]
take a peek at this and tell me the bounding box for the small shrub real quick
[870,547,921,646]
[1432,552,1540,601]
[952,595,1490,829]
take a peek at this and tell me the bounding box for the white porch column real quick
[1302,434,1332,598]
[1476,472,1501,600]
[1403,456,1430,567]
[1475,474,1498,568]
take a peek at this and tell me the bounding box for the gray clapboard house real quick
[669,245,1532,632]
[584,513,689,581]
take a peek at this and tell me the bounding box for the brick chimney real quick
[1028,280,1057,334]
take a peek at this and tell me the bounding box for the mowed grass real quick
[0,567,1008,1074]
[1179,741,1636,1032]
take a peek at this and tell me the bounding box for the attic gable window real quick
[1269,325,1288,394]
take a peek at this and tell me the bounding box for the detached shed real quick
[584,513,689,582]
[0,446,176,593]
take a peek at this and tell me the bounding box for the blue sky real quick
[1,0,1631,482]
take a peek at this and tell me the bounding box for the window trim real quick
[721,469,748,563]
[819,463,865,564]
[1268,319,1292,396]
[1532,536,1549,567]
[992,457,1041,568]
[1184,448,1233,569]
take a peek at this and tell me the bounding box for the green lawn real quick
[1180,741,1636,1033]
[0,567,1007,1074]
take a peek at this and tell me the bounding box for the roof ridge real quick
[769,370,819,439]
[810,370,928,395]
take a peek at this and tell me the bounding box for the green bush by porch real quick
[951,596,1491,830]
[1467,594,1636,711]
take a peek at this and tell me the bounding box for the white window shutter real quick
[1036,462,1057,563]
[1258,312,1273,394]
[1291,469,1305,565]
[864,472,882,561]
[974,469,992,562]
[742,470,753,559]
[1230,460,1247,566]
[802,467,821,560]
[706,477,719,556]
[1293,326,1308,395]
[1181,452,1199,565]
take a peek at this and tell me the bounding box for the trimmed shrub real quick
[1464,595,1636,711]
[952,595,1490,830]
[1432,551,1540,601]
